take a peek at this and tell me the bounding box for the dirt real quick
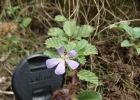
[95,35,140,100]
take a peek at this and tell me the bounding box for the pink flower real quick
[46,46,79,75]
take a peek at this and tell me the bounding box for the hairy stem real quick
[72,70,77,85]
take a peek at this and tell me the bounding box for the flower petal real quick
[46,58,61,68]
[57,46,65,57]
[55,60,65,75]
[66,50,77,57]
[66,59,79,69]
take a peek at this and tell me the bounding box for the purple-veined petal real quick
[66,59,79,69]
[46,58,61,68]
[55,60,65,75]
[57,46,65,57]
[66,50,77,57]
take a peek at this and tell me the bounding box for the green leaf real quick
[78,90,102,100]
[65,42,76,52]
[133,27,140,38]
[7,11,13,16]
[77,70,98,85]
[54,15,67,22]
[75,39,88,51]
[119,21,131,27]
[67,68,73,76]
[13,6,20,10]
[136,43,140,54]
[109,22,130,31]
[123,26,140,39]
[121,40,134,47]
[11,35,19,43]
[48,27,64,37]
[77,56,86,65]
[123,25,134,38]
[44,50,60,58]
[79,25,95,37]
[109,24,118,29]
[76,36,82,40]
[135,47,140,54]
[136,42,140,47]
[109,24,122,30]
[84,44,98,55]
[73,26,80,37]
[7,6,20,16]
[63,20,76,36]
[45,37,65,48]
[0,45,8,53]
[20,17,32,28]
[59,37,68,42]
[78,51,84,56]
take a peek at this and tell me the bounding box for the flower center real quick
[62,56,67,60]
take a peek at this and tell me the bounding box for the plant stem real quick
[72,70,77,85]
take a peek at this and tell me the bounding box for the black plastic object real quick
[12,53,63,100]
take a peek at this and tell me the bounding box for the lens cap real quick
[12,53,63,100]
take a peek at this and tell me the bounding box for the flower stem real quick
[72,70,77,85]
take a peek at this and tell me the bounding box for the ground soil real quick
[95,34,140,100]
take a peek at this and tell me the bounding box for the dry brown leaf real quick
[0,22,18,37]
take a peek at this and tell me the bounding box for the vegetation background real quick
[0,0,140,100]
